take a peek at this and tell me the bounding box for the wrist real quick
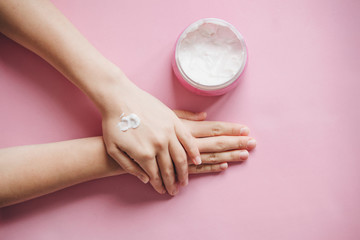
[90,137,127,178]
[103,158,126,177]
[73,61,136,115]
[96,71,137,117]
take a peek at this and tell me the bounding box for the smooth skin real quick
[0,112,256,208]
[0,0,201,194]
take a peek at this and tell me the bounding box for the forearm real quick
[0,0,128,113]
[0,137,124,207]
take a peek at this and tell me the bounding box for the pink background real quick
[1,0,360,239]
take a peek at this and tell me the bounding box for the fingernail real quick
[199,112,207,119]
[138,175,149,184]
[181,178,189,186]
[240,127,250,135]
[172,186,179,195]
[247,139,257,150]
[240,150,249,160]
[220,162,228,170]
[194,156,202,165]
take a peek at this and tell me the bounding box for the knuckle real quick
[177,153,189,166]
[208,153,218,162]
[215,139,226,151]
[139,151,155,161]
[209,165,216,171]
[150,173,162,183]
[211,123,223,136]
[238,139,246,149]
[178,163,188,176]
[153,135,168,150]
[161,169,174,180]
[176,154,188,166]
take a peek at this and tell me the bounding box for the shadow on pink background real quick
[1,0,360,239]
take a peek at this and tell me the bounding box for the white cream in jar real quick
[173,18,247,96]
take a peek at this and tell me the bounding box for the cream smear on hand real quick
[177,19,245,86]
[118,113,141,131]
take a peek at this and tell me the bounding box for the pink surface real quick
[1,0,360,239]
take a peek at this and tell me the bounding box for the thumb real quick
[173,110,207,121]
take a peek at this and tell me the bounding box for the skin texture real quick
[0,0,201,194]
[0,111,256,207]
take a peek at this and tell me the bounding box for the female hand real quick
[101,74,201,196]
[175,110,257,175]
[0,0,200,195]
[112,110,257,195]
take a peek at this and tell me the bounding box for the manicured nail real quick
[247,139,257,149]
[138,175,149,184]
[240,127,250,135]
[240,150,249,160]
[194,156,202,165]
[220,162,228,170]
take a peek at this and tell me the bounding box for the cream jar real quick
[172,18,247,96]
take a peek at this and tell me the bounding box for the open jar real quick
[172,18,247,96]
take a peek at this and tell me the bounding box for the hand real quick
[0,0,199,196]
[111,110,256,195]
[174,110,256,174]
[175,110,256,150]
[102,74,201,196]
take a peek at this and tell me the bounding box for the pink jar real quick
[172,18,247,96]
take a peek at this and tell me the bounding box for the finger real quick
[107,146,149,184]
[175,121,202,165]
[182,120,250,138]
[189,163,228,174]
[173,110,207,121]
[157,149,179,196]
[169,136,188,187]
[139,159,167,195]
[195,136,257,152]
[195,150,249,164]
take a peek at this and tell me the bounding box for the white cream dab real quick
[117,113,141,132]
[178,20,245,86]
